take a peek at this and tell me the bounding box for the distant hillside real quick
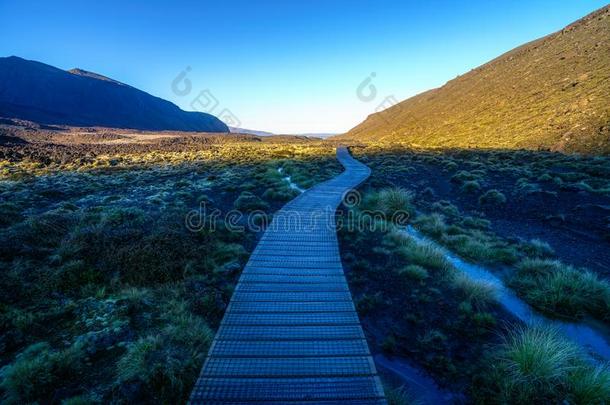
[0,57,228,132]
[337,5,610,154]
[295,133,339,139]
[229,126,275,136]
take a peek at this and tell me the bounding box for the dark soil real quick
[357,148,610,278]
[337,208,513,399]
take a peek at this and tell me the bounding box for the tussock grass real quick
[498,326,580,402]
[567,363,610,404]
[453,274,497,310]
[478,325,610,404]
[0,142,342,402]
[412,213,446,238]
[384,385,419,405]
[0,342,85,404]
[461,180,482,194]
[414,207,517,266]
[520,238,555,258]
[430,200,460,217]
[510,259,610,321]
[388,231,454,275]
[117,314,214,403]
[442,231,519,265]
[398,264,429,281]
[377,187,416,219]
[479,189,507,205]
[234,191,269,212]
[451,170,481,184]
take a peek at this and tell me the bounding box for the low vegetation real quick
[476,326,610,404]
[0,138,340,403]
[510,259,610,321]
[339,145,610,403]
[339,198,505,396]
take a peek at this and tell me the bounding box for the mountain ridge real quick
[0,56,229,133]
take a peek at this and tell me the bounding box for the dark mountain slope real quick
[337,5,610,154]
[0,56,228,132]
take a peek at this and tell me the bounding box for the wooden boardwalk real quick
[190,147,386,404]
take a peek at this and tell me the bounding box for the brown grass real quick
[337,5,610,154]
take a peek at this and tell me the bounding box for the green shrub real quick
[460,216,491,230]
[413,214,446,239]
[417,329,447,349]
[355,292,384,315]
[390,232,454,274]
[496,326,580,402]
[444,233,518,265]
[381,334,397,353]
[398,264,429,281]
[233,191,269,212]
[451,170,480,183]
[461,180,482,194]
[520,239,554,258]
[54,260,101,293]
[478,326,609,404]
[0,342,85,404]
[431,200,460,217]
[567,364,610,404]
[516,178,541,194]
[102,207,147,227]
[0,202,23,227]
[62,395,98,405]
[377,187,415,219]
[262,187,297,201]
[384,385,417,405]
[453,274,497,310]
[421,186,435,199]
[537,173,553,182]
[479,189,507,205]
[510,259,610,321]
[116,314,213,403]
[444,161,458,172]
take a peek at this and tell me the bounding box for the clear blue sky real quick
[1,0,607,133]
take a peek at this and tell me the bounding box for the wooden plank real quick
[189,147,384,404]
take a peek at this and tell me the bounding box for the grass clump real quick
[510,259,610,321]
[477,326,610,404]
[442,232,519,265]
[388,231,454,275]
[453,274,497,310]
[412,213,446,238]
[520,238,555,258]
[567,364,610,404]
[479,189,507,205]
[398,264,429,281]
[461,180,482,194]
[0,342,85,404]
[376,187,416,220]
[416,205,517,265]
[233,191,269,212]
[115,303,215,403]
[451,170,481,184]
[384,385,417,405]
